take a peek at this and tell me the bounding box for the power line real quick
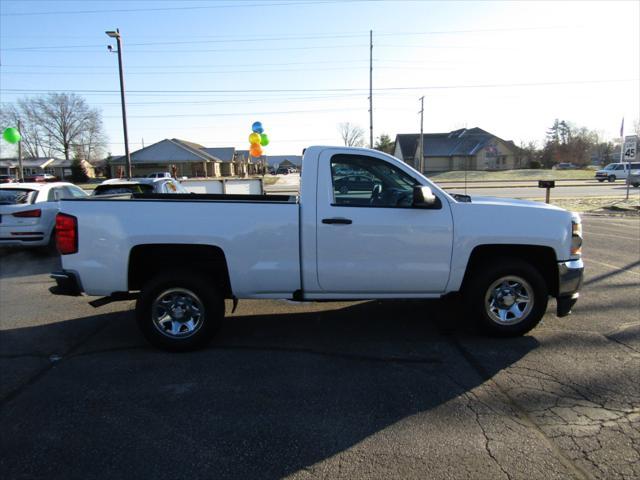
[2,78,636,96]
[0,0,343,17]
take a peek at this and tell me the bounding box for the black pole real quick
[114,30,132,179]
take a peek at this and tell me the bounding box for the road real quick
[265,175,640,200]
[0,215,639,479]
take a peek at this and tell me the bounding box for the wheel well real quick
[128,244,232,298]
[461,244,559,296]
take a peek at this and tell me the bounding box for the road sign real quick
[623,135,637,161]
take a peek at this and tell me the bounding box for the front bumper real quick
[556,259,584,317]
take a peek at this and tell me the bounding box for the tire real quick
[632,183,639,188]
[464,258,548,337]
[339,185,349,194]
[597,179,605,183]
[608,175,616,182]
[135,270,224,351]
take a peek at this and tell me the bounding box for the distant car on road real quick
[276,167,294,175]
[22,173,58,183]
[0,182,88,248]
[553,163,578,170]
[333,175,375,194]
[626,170,640,188]
[595,162,640,182]
[92,178,188,196]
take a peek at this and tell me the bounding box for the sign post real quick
[623,135,637,200]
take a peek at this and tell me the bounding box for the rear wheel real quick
[465,259,548,337]
[135,270,224,351]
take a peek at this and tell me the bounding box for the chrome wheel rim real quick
[151,288,205,339]
[484,276,534,325]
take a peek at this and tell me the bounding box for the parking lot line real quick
[587,259,640,276]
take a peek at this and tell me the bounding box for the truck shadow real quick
[0,248,60,279]
[0,300,538,480]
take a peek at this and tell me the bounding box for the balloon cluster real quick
[248,121,269,158]
[2,127,21,144]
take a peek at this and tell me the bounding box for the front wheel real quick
[135,270,224,351]
[608,175,616,182]
[465,259,548,337]
[597,179,605,183]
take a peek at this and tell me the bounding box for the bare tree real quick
[337,122,365,147]
[2,93,107,161]
[0,104,45,158]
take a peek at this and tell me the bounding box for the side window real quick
[330,154,419,208]
[64,186,87,198]
[47,187,62,202]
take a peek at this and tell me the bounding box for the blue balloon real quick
[251,121,264,134]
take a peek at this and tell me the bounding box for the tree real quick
[1,93,107,161]
[374,134,394,154]
[542,119,598,167]
[337,122,365,147]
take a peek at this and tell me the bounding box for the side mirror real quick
[412,185,437,207]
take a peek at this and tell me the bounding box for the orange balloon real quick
[250,144,263,157]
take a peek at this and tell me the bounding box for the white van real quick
[594,162,640,182]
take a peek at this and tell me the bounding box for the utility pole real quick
[369,30,373,149]
[17,120,24,182]
[106,29,132,179]
[418,96,424,173]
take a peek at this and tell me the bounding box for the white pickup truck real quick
[51,146,584,350]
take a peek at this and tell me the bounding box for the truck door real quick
[315,150,454,294]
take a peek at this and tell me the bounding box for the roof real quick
[0,181,75,190]
[396,128,518,158]
[110,139,220,164]
[0,157,60,168]
[394,134,420,160]
[100,177,169,185]
[200,147,235,162]
[265,155,303,167]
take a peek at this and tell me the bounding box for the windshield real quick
[0,188,36,205]
[604,164,617,170]
[93,184,155,195]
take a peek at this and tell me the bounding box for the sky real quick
[1,0,639,157]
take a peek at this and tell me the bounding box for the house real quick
[0,157,95,179]
[266,155,303,170]
[394,128,523,173]
[109,138,223,178]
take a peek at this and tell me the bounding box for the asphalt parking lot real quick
[1,215,639,480]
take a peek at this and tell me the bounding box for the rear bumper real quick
[556,259,584,317]
[50,270,83,296]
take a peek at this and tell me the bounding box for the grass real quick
[428,168,597,182]
[548,196,640,214]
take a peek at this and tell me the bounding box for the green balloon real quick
[260,133,269,146]
[2,127,21,144]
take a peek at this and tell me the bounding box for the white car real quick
[595,162,640,182]
[92,178,188,195]
[147,172,172,179]
[0,182,88,248]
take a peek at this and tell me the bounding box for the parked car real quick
[147,172,173,179]
[594,162,640,182]
[333,174,376,194]
[0,182,88,248]
[0,175,17,184]
[553,163,577,170]
[92,178,188,196]
[51,145,583,351]
[22,173,58,183]
[626,170,640,188]
[276,167,293,175]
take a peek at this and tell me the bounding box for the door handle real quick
[322,218,352,225]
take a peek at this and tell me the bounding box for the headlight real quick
[571,219,582,256]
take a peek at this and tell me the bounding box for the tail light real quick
[13,209,41,218]
[56,213,78,255]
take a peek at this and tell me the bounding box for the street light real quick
[106,28,132,179]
